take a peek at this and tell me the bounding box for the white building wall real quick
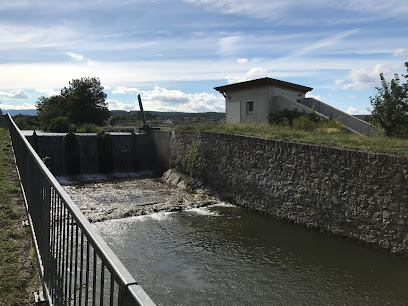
[226,87,269,123]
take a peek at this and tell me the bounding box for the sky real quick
[0,0,407,115]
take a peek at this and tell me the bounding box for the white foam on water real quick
[208,202,236,208]
[57,171,155,185]
[186,207,220,216]
[132,211,175,222]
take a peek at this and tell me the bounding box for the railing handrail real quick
[5,114,155,305]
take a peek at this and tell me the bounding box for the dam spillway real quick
[25,132,156,176]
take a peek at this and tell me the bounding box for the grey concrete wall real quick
[226,87,269,123]
[271,95,320,115]
[170,131,408,254]
[150,130,173,174]
[272,87,305,101]
[303,98,377,136]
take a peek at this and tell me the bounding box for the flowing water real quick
[63,176,408,306]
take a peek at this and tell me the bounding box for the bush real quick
[293,116,318,131]
[76,123,102,133]
[12,114,40,130]
[319,120,349,132]
[268,109,304,126]
[47,116,70,132]
[13,117,31,130]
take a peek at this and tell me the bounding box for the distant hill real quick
[111,110,225,120]
[2,109,225,120]
[1,109,37,116]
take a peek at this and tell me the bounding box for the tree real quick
[370,62,408,138]
[36,77,110,130]
[36,95,67,129]
[61,77,109,125]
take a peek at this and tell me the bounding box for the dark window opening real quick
[247,101,254,113]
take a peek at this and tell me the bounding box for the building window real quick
[247,101,254,113]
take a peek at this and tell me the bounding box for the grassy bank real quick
[0,128,40,305]
[176,123,408,157]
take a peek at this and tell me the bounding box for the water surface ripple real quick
[64,178,408,305]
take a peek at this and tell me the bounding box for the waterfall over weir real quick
[26,132,156,176]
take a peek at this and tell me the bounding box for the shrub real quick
[12,114,40,130]
[293,116,318,131]
[76,123,102,133]
[268,109,304,126]
[47,116,70,132]
[318,120,349,134]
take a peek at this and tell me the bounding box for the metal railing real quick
[5,114,156,306]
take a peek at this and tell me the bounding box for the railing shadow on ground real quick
[4,114,156,306]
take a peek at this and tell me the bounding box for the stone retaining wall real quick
[170,131,408,254]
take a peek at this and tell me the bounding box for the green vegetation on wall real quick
[176,122,408,157]
[185,138,203,177]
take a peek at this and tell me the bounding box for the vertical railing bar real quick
[52,188,57,300]
[57,197,64,305]
[100,263,105,306]
[109,274,114,306]
[79,232,84,306]
[51,187,57,301]
[92,249,97,306]
[61,207,67,304]
[69,215,74,304]
[73,226,79,305]
[64,213,71,303]
[85,240,90,306]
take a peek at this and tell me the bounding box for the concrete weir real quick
[25,130,172,176]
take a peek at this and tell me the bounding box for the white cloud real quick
[66,52,85,61]
[226,67,268,83]
[0,57,403,91]
[185,0,408,22]
[0,103,36,110]
[290,29,358,57]
[247,67,267,79]
[346,106,368,115]
[236,58,248,64]
[0,89,30,99]
[112,86,140,94]
[305,93,322,101]
[218,36,242,55]
[35,88,60,96]
[106,99,136,111]
[139,86,224,112]
[334,79,345,87]
[65,52,99,66]
[393,48,408,56]
[342,64,388,90]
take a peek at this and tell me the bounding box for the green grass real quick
[0,128,37,305]
[176,123,408,157]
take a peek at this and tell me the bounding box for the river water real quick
[63,176,408,306]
